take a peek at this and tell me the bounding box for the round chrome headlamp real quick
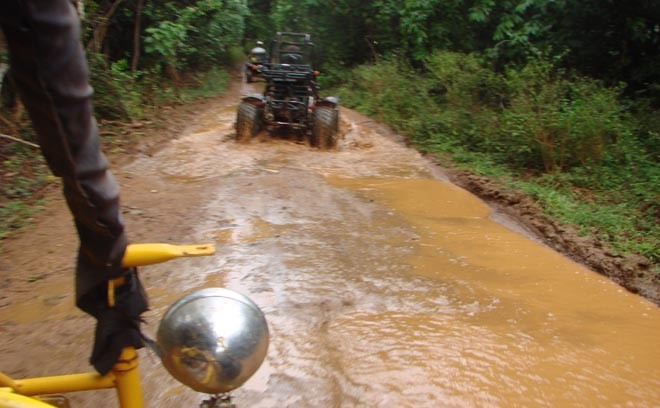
[157,288,269,394]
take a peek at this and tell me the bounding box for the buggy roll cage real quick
[251,32,319,129]
[268,32,315,67]
[237,31,338,146]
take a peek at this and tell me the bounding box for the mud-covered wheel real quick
[236,102,261,142]
[311,107,338,149]
[246,70,253,83]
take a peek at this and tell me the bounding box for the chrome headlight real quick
[157,288,269,394]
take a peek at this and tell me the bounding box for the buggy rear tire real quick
[311,107,338,149]
[236,102,261,143]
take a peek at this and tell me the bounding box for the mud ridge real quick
[437,165,659,306]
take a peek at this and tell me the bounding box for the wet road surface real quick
[1,80,659,407]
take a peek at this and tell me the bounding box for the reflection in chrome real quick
[158,288,269,394]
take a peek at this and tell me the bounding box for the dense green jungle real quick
[1,0,658,280]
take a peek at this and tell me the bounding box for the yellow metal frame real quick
[0,243,215,408]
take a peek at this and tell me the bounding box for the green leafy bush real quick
[88,53,131,120]
[336,58,433,134]
[502,59,625,172]
[145,0,249,72]
[109,59,146,119]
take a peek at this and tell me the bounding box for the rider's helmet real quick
[249,43,267,63]
[157,288,269,394]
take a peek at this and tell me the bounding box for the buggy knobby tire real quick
[311,107,338,149]
[236,102,261,143]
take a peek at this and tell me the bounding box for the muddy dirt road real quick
[1,78,659,407]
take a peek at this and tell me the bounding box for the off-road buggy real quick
[236,32,339,149]
[245,41,268,83]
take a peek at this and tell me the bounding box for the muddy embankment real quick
[439,168,658,305]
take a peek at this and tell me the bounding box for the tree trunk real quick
[86,0,124,54]
[131,0,144,73]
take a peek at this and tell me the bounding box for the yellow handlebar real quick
[108,243,215,307]
[121,243,215,267]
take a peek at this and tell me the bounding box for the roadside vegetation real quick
[2,0,658,277]
[333,54,659,267]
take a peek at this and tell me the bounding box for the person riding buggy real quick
[245,41,268,83]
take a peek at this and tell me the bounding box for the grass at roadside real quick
[180,68,231,101]
[423,144,659,265]
[0,143,53,242]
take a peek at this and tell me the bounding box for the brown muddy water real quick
[1,82,659,407]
